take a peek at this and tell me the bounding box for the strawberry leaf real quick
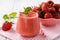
[24,7,32,14]
[9,12,17,18]
[3,14,9,21]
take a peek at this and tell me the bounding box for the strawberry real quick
[44,13,53,19]
[58,8,60,12]
[49,7,56,14]
[53,13,60,19]
[47,0,54,5]
[20,12,26,17]
[32,6,39,12]
[41,2,45,6]
[41,2,49,6]
[28,11,36,17]
[47,0,54,8]
[2,21,12,31]
[58,8,60,14]
[41,3,50,12]
[53,4,60,10]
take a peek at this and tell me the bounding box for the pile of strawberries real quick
[32,0,60,19]
[20,0,60,19]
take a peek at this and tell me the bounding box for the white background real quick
[0,0,60,27]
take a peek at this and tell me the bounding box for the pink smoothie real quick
[16,12,40,37]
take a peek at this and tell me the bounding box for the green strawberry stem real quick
[49,3,53,8]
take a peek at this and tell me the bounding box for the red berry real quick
[58,8,60,14]
[41,2,46,6]
[32,6,39,12]
[2,21,12,31]
[28,11,36,17]
[53,13,60,19]
[20,12,26,16]
[44,13,53,19]
[47,0,54,4]
[53,4,60,9]
[58,8,60,12]
[46,1,54,8]
[42,3,50,12]
[41,2,49,6]
[49,7,56,13]
[41,2,45,5]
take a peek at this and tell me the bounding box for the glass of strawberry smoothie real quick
[16,12,40,37]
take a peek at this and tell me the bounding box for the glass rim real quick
[19,13,38,19]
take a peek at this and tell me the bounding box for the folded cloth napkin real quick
[41,23,60,40]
